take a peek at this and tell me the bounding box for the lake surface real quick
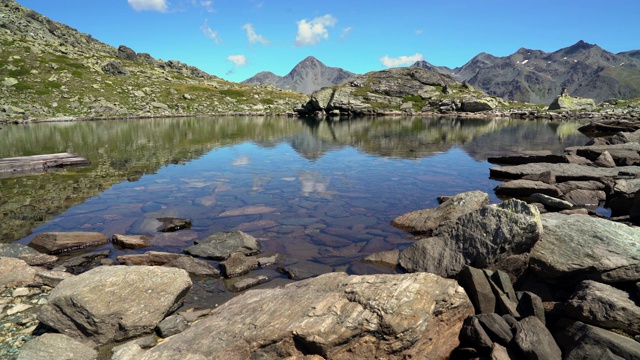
[0,116,590,306]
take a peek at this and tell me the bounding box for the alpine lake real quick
[0,116,590,307]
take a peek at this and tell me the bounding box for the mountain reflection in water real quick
[0,116,589,304]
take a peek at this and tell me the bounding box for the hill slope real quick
[0,0,306,123]
[242,56,355,94]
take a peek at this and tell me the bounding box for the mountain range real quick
[245,41,640,104]
[413,40,640,104]
[242,56,354,95]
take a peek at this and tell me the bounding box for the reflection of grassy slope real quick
[0,117,304,242]
[313,118,511,158]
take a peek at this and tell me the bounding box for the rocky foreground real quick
[4,119,640,358]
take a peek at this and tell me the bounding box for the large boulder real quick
[137,272,473,359]
[553,319,640,360]
[38,266,192,346]
[391,190,489,235]
[565,280,640,336]
[183,230,260,260]
[461,98,496,112]
[530,213,640,284]
[548,95,596,111]
[400,199,542,277]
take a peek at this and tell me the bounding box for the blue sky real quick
[15,0,640,82]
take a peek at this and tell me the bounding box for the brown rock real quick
[0,257,37,286]
[29,232,109,255]
[112,234,153,249]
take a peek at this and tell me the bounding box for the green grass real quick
[8,67,30,77]
[13,83,34,91]
[219,88,247,99]
[259,98,275,105]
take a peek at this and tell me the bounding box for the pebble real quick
[0,285,51,360]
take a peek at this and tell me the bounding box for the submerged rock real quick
[136,272,473,359]
[183,230,260,260]
[117,251,220,277]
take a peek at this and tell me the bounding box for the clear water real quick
[0,116,589,306]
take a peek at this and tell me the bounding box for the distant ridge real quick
[242,56,355,94]
[411,40,640,104]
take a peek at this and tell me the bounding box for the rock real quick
[227,275,270,292]
[256,253,282,267]
[219,251,259,278]
[57,250,110,272]
[102,60,130,76]
[461,98,496,112]
[548,95,596,111]
[459,266,496,314]
[530,192,573,210]
[35,269,75,287]
[156,314,188,338]
[112,234,153,249]
[476,313,514,345]
[514,316,561,360]
[459,316,493,352]
[111,335,158,355]
[391,190,489,235]
[564,189,606,207]
[516,291,545,325]
[489,343,512,360]
[0,243,57,266]
[362,249,399,267]
[490,163,638,182]
[567,143,640,166]
[594,151,617,168]
[0,257,37,286]
[17,333,97,360]
[150,102,169,110]
[494,179,562,198]
[111,344,146,360]
[184,231,260,260]
[117,45,138,62]
[530,212,640,284]
[553,319,640,360]
[117,251,220,277]
[219,205,277,217]
[134,272,473,359]
[28,232,109,255]
[155,217,191,232]
[400,199,542,277]
[565,280,640,335]
[38,266,192,346]
[522,170,556,184]
[490,270,517,303]
[555,180,608,194]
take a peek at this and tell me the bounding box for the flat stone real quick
[219,252,258,278]
[112,234,153,249]
[12,287,30,297]
[227,275,270,292]
[494,180,562,198]
[391,190,489,235]
[7,303,33,315]
[514,316,561,360]
[156,217,191,232]
[530,192,573,210]
[117,251,220,277]
[0,243,58,266]
[184,231,260,260]
[156,314,188,338]
[17,333,97,360]
[35,269,75,287]
[564,189,606,207]
[363,249,399,268]
[491,163,640,182]
[219,205,277,217]
[553,319,640,360]
[531,212,640,284]
[28,232,109,255]
[0,257,37,286]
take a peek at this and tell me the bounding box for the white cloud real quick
[128,0,168,12]
[227,55,247,67]
[295,14,337,47]
[242,23,269,46]
[200,19,221,44]
[379,53,424,67]
[415,29,424,35]
[340,26,353,40]
[199,0,215,12]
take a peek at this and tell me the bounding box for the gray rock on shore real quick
[183,230,260,260]
[38,266,192,346]
[135,272,473,359]
[28,232,109,255]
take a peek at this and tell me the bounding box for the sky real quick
[14,0,640,83]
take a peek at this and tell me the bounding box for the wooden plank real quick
[0,153,90,175]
